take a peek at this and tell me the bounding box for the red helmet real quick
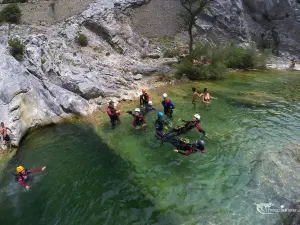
[142,89,147,93]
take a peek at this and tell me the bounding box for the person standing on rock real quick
[0,122,12,147]
[162,93,175,119]
[107,101,120,129]
[140,89,150,107]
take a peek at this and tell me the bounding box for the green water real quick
[1,70,300,225]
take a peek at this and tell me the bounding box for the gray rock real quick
[133,74,142,80]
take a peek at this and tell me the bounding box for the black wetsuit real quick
[170,138,206,156]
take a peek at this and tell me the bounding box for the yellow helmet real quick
[16,166,24,173]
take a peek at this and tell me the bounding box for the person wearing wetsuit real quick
[127,108,146,128]
[107,101,121,129]
[166,114,205,137]
[0,122,12,146]
[14,165,47,189]
[161,93,175,119]
[140,89,150,107]
[140,101,156,116]
[155,112,170,140]
[172,139,206,156]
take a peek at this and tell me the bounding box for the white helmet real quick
[162,93,168,98]
[135,108,140,112]
[194,114,201,120]
[148,101,153,106]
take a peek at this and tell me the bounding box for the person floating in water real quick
[0,122,12,147]
[107,101,121,129]
[14,165,47,189]
[202,88,217,105]
[140,101,156,115]
[140,89,150,107]
[155,112,171,141]
[127,108,146,128]
[166,114,205,137]
[171,138,206,156]
[162,93,175,119]
[192,87,203,110]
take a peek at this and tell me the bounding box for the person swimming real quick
[14,165,47,190]
[192,87,203,110]
[171,138,206,156]
[165,114,205,138]
[155,112,171,141]
[202,88,217,105]
[140,101,156,116]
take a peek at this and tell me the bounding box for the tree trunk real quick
[188,22,193,54]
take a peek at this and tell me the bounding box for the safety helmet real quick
[196,140,205,146]
[162,93,168,98]
[194,114,201,120]
[157,112,164,118]
[148,101,153,106]
[16,166,24,173]
[135,108,140,112]
[142,89,147,93]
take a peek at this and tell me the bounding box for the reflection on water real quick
[0,70,300,225]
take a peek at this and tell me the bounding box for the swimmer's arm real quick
[27,166,46,173]
[6,127,12,132]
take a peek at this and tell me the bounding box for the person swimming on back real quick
[161,93,175,119]
[192,87,203,110]
[166,114,205,137]
[127,108,146,128]
[14,165,47,190]
[140,101,156,116]
[172,139,206,156]
[140,89,150,107]
[202,88,217,105]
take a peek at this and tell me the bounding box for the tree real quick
[180,0,212,54]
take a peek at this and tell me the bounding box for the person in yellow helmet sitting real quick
[14,165,46,190]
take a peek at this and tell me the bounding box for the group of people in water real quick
[107,87,217,157]
[10,87,216,189]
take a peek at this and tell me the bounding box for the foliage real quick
[163,47,182,58]
[175,42,270,80]
[76,33,88,47]
[0,3,21,23]
[8,38,24,61]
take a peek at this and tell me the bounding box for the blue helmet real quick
[196,140,205,147]
[157,112,164,118]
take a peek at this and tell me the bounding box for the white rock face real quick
[0,0,176,148]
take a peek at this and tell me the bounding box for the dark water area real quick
[1,70,300,225]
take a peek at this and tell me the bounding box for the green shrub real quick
[2,0,28,3]
[1,3,21,23]
[163,48,181,58]
[8,38,24,61]
[76,33,88,47]
[41,58,46,64]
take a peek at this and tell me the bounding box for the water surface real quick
[1,70,300,225]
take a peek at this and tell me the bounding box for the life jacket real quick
[133,114,144,126]
[140,94,150,103]
[185,120,198,130]
[14,169,29,181]
[107,107,116,117]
